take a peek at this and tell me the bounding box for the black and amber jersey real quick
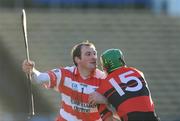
[97,66,155,118]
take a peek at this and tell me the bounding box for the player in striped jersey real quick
[89,49,160,121]
[22,41,114,121]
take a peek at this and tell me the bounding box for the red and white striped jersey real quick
[38,66,107,121]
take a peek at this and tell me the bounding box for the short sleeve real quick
[47,68,61,88]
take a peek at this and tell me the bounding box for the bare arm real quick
[89,92,121,121]
[89,92,108,105]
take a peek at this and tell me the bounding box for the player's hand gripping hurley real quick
[22,9,35,117]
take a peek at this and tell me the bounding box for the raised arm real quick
[22,59,50,84]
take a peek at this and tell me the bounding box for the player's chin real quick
[88,64,97,70]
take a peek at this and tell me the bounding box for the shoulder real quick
[51,66,76,74]
[128,67,142,72]
[64,66,76,73]
[94,69,106,79]
[128,67,144,77]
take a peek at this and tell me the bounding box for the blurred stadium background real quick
[0,0,180,121]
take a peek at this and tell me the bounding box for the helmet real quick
[100,49,125,73]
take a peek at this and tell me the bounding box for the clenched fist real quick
[22,59,35,74]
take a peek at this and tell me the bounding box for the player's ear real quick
[75,56,80,65]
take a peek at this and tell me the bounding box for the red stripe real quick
[60,69,100,103]
[117,96,154,117]
[48,71,57,88]
[98,104,112,120]
[106,89,116,98]
[61,86,90,102]
[61,68,102,86]
[121,114,128,121]
[55,114,66,121]
[58,68,65,92]
[58,68,104,120]
[61,102,101,121]
[102,112,112,120]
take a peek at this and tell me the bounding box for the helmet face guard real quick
[100,49,125,73]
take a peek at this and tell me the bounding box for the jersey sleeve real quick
[96,79,114,120]
[32,68,50,84]
[32,68,62,89]
[47,68,61,88]
[98,104,113,121]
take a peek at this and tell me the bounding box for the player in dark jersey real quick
[89,49,160,121]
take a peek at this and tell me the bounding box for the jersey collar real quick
[74,67,96,79]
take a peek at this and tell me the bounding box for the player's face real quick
[78,45,97,70]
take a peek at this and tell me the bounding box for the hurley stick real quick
[22,9,35,118]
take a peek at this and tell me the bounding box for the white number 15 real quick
[109,70,143,96]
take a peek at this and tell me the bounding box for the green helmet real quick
[100,49,125,73]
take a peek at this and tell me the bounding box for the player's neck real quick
[78,67,93,79]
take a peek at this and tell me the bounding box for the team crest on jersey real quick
[54,69,59,73]
[72,83,78,91]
